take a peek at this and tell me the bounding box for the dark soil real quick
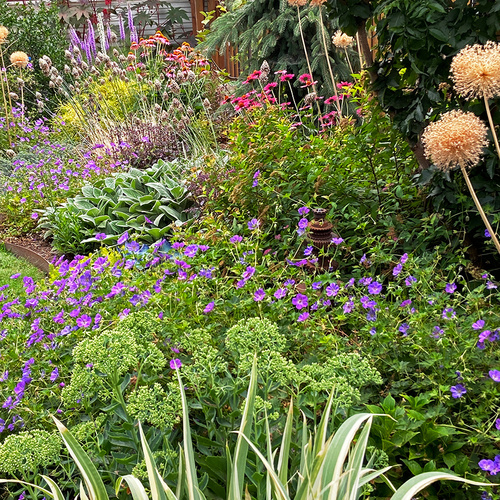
[3,233,59,264]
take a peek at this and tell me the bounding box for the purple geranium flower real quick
[445,282,457,294]
[50,368,59,382]
[393,263,402,276]
[95,233,106,240]
[405,276,417,286]
[242,266,256,280]
[367,281,382,295]
[326,283,339,297]
[297,311,309,322]
[298,206,310,216]
[331,237,344,245]
[117,232,129,245]
[489,370,500,382]
[274,288,287,299]
[76,315,92,328]
[254,288,266,301]
[248,219,260,230]
[450,384,466,398]
[203,301,215,314]
[442,307,456,320]
[230,235,243,244]
[292,293,308,310]
[170,358,182,370]
[473,319,485,330]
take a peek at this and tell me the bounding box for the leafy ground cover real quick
[0,4,500,500]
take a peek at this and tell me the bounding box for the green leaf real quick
[115,475,149,500]
[52,417,109,500]
[139,423,168,500]
[390,472,490,500]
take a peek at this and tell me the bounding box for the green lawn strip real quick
[0,244,45,296]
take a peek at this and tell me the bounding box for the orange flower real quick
[10,51,29,68]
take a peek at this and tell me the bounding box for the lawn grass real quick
[0,244,45,296]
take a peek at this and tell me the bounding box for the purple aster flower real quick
[95,233,106,240]
[203,301,215,314]
[298,206,310,216]
[326,282,339,297]
[367,281,382,295]
[304,246,313,257]
[292,293,308,310]
[442,307,456,320]
[117,232,129,245]
[393,263,402,276]
[50,368,59,382]
[405,276,417,286]
[450,384,466,398]
[331,237,344,245]
[230,235,243,244]
[170,358,182,370]
[473,319,485,330]
[254,288,266,301]
[445,282,457,294]
[297,311,309,322]
[489,370,500,382]
[274,288,287,299]
[248,219,260,230]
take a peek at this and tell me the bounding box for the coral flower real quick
[422,110,488,171]
[10,51,29,68]
[450,41,500,101]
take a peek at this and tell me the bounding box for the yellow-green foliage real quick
[57,77,150,139]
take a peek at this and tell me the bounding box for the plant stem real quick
[296,5,323,125]
[317,7,341,116]
[460,162,500,255]
[0,49,13,147]
[483,96,500,160]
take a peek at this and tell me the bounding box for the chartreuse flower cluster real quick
[62,312,166,406]
[0,429,60,475]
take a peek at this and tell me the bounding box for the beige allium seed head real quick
[0,26,8,43]
[10,51,29,68]
[450,41,500,100]
[310,0,326,6]
[287,0,307,7]
[332,30,354,49]
[422,110,489,171]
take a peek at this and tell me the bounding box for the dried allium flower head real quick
[310,0,326,6]
[0,25,8,43]
[450,41,500,100]
[260,60,270,76]
[10,51,29,68]
[332,30,354,49]
[422,110,489,171]
[287,0,307,6]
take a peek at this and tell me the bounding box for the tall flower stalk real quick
[422,109,500,255]
[0,25,13,147]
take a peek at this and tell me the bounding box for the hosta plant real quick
[38,158,194,253]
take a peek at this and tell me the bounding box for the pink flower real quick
[170,358,182,370]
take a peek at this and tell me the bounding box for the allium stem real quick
[296,5,323,124]
[460,162,500,255]
[483,97,500,160]
[317,8,341,115]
